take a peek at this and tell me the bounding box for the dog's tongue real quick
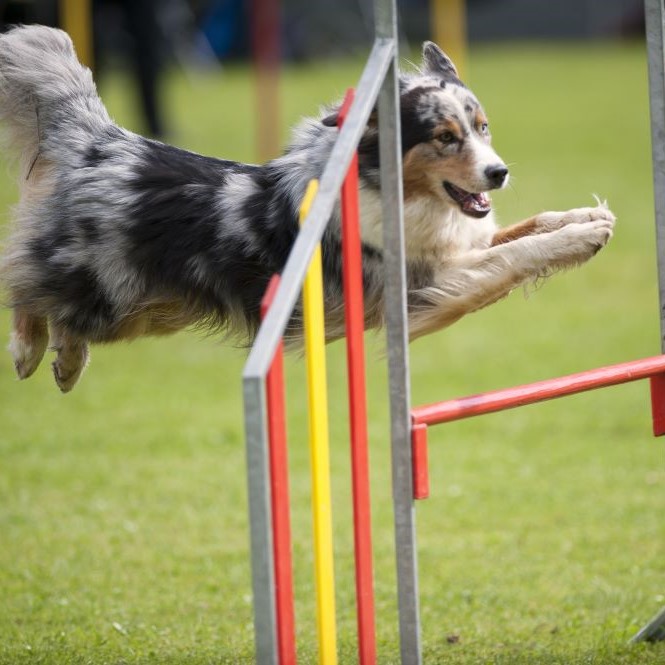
[444,181,492,218]
[462,192,490,215]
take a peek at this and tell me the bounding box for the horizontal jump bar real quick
[411,354,665,427]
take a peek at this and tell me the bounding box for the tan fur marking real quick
[111,302,197,340]
[433,119,463,141]
[491,218,540,246]
[402,145,437,201]
[474,111,488,131]
[13,307,46,340]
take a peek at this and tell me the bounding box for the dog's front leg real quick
[408,214,614,339]
[492,201,615,246]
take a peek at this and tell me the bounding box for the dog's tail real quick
[0,25,111,178]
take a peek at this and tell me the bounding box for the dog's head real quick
[398,42,508,218]
[324,42,508,219]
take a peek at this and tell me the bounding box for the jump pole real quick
[375,0,423,661]
[261,276,297,664]
[300,180,338,665]
[338,89,377,665]
[633,0,665,643]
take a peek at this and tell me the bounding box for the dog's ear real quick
[421,41,459,81]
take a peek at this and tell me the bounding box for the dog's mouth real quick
[443,181,491,219]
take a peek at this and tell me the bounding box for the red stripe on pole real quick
[411,424,430,500]
[338,88,377,665]
[650,373,665,436]
[261,275,297,665]
[412,355,665,429]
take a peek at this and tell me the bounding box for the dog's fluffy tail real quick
[0,25,111,178]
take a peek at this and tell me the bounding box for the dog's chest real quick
[358,188,496,261]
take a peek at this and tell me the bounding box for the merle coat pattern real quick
[0,26,615,392]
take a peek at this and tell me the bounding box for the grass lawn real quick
[1,39,665,664]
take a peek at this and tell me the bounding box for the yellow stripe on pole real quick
[300,179,338,665]
[60,0,94,69]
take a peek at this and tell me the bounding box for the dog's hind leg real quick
[49,325,90,393]
[8,308,49,380]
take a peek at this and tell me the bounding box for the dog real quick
[0,26,615,392]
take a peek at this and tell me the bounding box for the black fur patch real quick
[24,244,116,336]
[77,217,99,243]
[48,266,116,335]
[125,144,301,336]
[133,138,249,188]
[83,126,126,167]
[399,86,439,152]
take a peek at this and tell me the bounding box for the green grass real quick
[1,40,665,663]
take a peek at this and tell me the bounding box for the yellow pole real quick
[59,0,94,69]
[300,179,338,665]
[431,0,467,79]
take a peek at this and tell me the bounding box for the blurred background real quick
[0,0,648,146]
[1,1,664,664]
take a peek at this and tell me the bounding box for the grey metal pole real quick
[645,0,665,351]
[243,376,278,665]
[375,0,423,663]
[631,0,665,645]
[631,606,665,643]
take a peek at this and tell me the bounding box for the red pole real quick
[261,275,297,665]
[650,373,665,436]
[411,424,430,500]
[338,89,377,665]
[412,354,665,428]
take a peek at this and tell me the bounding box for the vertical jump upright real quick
[242,0,420,661]
[634,0,665,642]
[243,0,665,660]
[375,1,422,662]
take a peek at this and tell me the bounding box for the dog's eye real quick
[438,130,457,144]
[479,122,489,135]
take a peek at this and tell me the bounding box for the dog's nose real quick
[485,164,509,189]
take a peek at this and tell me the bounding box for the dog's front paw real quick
[535,200,616,233]
[554,217,614,264]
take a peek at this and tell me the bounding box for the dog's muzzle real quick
[443,182,492,218]
[444,163,509,219]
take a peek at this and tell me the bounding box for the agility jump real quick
[242,0,665,663]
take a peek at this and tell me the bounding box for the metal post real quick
[631,606,665,643]
[375,0,423,662]
[243,376,278,665]
[633,0,665,645]
[645,0,665,352]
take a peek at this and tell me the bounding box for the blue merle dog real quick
[0,26,614,392]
